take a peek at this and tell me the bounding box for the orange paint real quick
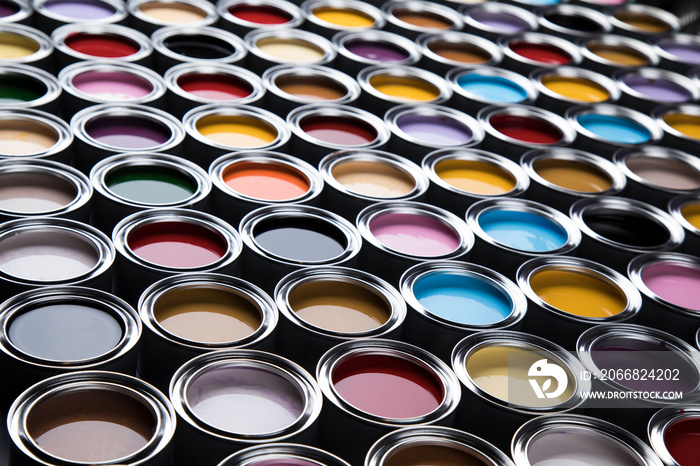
[222,161,310,201]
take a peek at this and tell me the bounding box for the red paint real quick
[509,41,572,65]
[64,33,140,58]
[331,354,444,419]
[300,115,378,146]
[127,221,227,268]
[490,114,564,144]
[177,73,254,100]
[664,417,700,466]
[228,4,292,24]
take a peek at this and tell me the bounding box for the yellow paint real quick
[0,120,58,155]
[466,344,575,407]
[434,159,516,195]
[256,37,325,62]
[663,113,700,140]
[529,268,628,318]
[681,202,700,230]
[587,44,649,66]
[614,12,671,33]
[533,158,612,193]
[313,7,375,27]
[196,115,278,148]
[369,75,440,102]
[0,32,39,59]
[139,1,207,23]
[541,76,610,103]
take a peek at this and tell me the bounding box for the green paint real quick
[0,75,46,103]
[105,166,197,204]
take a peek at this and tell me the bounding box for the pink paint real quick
[72,71,153,101]
[641,261,700,311]
[368,212,460,257]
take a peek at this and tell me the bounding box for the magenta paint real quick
[44,0,116,19]
[622,74,692,103]
[344,39,409,62]
[72,71,153,100]
[368,212,461,256]
[395,114,473,146]
[641,261,700,311]
[85,115,171,149]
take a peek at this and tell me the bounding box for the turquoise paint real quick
[457,74,528,103]
[478,210,568,252]
[577,114,651,144]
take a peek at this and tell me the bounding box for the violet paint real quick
[85,116,171,149]
[641,261,700,311]
[368,212,461,256]
[0,0,19,17]
[396,114,473,146]
[623,75,692,103]
[44,0,116,19]
[470,11,530,33]
[344,40,409,62]
[659,41,700,64]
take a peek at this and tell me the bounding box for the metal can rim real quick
[566,103,664,146]
[581,33,660,69]
[357,64,452,107]
[245,28,337,66]
[654,33,700,67]
[614,67,700,104]
[218,442,351,466]
[151,25,248,64]
[416,31,503,69]
[51,23,153,63]
[0,63,61,110]
[531,65,621,104]
[608,4,681,36]
[0,108,72,159]
[446,65,538,105]
[333,29,422,67]
[478,104,577,149]
[538,3,612,37]
[0,0,32,24]
[463,2,539,36]
[499,32,583,67]
[0,23,52,64]
[648,404,700,466]
[382,0,464,34]
[653,104,700,144]
[668,193,700,239]
[262,63,361,106]
[613,146,700,196]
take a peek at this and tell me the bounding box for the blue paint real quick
[457,74,528,103]
[577,114,651,144]
[478,210,568,252]
[412,272,513,325]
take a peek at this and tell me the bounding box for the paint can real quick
[31,0,127,35]
[447,67,537,114]
[332,30,422,76]
[89,152,211,233]
[608,4,680,40]
[238,204,362,293]
[0,109,72,164]
[57,60,166,118]
[112,208,242,305]
[244,28,336,75]
[648,405,700,466]
[7,370,175,466]
[477,105,575,160]
[654,104,700,152]
[209,150,323,225]
[182,103,289,167]
[71,103,185,173]
[0,217,115,300]
[301,0,386,38]
[400,260,527,361]
[169,349,323,466]
[0,0,31,25]
[50,23,153,70]
[164,62,265,118]
[0,24,52,71]
[0,286,140,409]
[262,64,361,117]
[451,330,589,451]
[614,68,699,113]
[0,64,60,115]
[356,200,474,285]
[668,193,700,254]
[0,158,91,223]
[511,414,664,466]
[423,148,530,215]
[315,338,461,465]
[628,252,700,344]
[286,103,390,164]
[318,148,428,220]
[462,2,539,42]
[516,255,641,348]
[150,25,247,71]
[531,66,619,114]
[576,323,700,437]
[274,265,406,371]
[219,443,350,466]
[499,32,582,75]
[570,196,685,272]
[580,33,659,74]
[127,0,219,36]
[382,1,463,40]
[537,4,611,40]
[613,146,700,208]
[138,272,278,391]
[653,33,700,74]
[416,31,503,75]
[216,0,305,36]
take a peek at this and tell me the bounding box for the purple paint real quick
[44,0,116,19]
[396,114,473,146]
[623,75,692,103]
[344,39,409,62]
[470,11,530,33]
[250,460,318,466]
[641,261,700,311]
[85,116,171,149]
[659,40,700,65]
[0,0,20,17]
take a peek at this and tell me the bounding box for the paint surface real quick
[369,212,461,256]
[0,32,39,58]
[331,353,444,418]
[72,71,153,100]
[544,12,604,33]
[256,37,324,62]
[412,271,512,325]
[529,268,627,318]
[466,344,574,406]
[196,115,278,148]
[253,217,347,262]
[331,160,415,198]
[127,221,227,268]
[663,113,700,140]
[509,41,571,65]
[276,75,347,101]
[222,161,310,201]
[664,417,700,466]
[228,4,292,24]
[393,10,452,29]
[85,115,171,149]
[139,1,207,23]
[384,444,489,466]
[582,209,670,247]
[623,75,691,103]
[0,120,59,155]
[300,115,377,145]
[65,33,140,58]
[577,114,651,144]
[434,159,516,195]
[489,115,563,144]
[288,279,390,333]
[681,203,700,230]
[27,390,155,463]
[44,0,116,19]
[313,7,374,27]
[457,74,528,103]
[163,34,236,59]
[614,11,671,33]
[178,72,253,101]
[640,261,700,311]
[625,156,700,190]
[659,41,700,64]
[8,303,122,360]
[369,75,440,101]
[470,10,530,33]
[154,286,261,343]
[0,1,20,17]
[587,43,649,66]
[478,210,568,252]
[105,165,196,205]
[428,41,491,64]
[541,75,610,102]
[186,365,305,434]
[396,114,473,146]
[0,229,99,281]
[533,158,612,193]
[345,39,409,62]
[0,172,77,213]
[0,74,46,103]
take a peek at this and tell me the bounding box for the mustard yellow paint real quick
[663,113,700,140]
[434,159,516,195]
[541,76,610,103]
[369,75,440,102]
[196,115,278,148]
[0,32,39,59]
[313,7,375,27]
[681,202,700,231]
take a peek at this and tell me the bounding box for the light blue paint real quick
[478,210,568,252]
[577,114,651,144]
[413,272,513,325]
[457,74,528,103]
